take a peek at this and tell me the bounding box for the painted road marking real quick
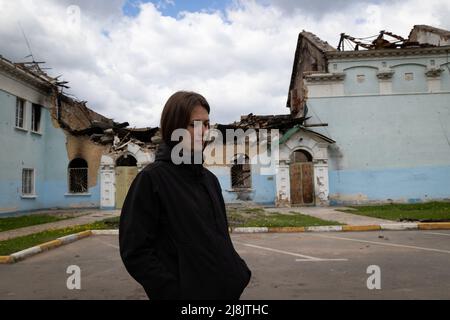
[294,259,348,262]
[312,234,450,254]
[234,242,348,262]
[93,238,119,249]
[425,232,450,237]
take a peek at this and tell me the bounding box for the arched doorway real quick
[289,149,314,206]
[115,154,138,209]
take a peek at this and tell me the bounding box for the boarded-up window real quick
[231,154,251,189]
[15,98,25,129]
[22,168,35,195]
[68,158,88,193]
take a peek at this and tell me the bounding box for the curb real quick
[418,222,450,230]
[0,230,93,264]
[1,222,449,264]
[229,222,450,233]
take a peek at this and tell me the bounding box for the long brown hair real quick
[160,91,210,146]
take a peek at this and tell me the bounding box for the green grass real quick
[0,217,119,256]
[0,214,72,232]
[226,208,342,227]
[336,201,450,222]
[0,209,344,256]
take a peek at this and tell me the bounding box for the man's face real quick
[187,105,210,152]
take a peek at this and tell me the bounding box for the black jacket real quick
[119,142,252,300]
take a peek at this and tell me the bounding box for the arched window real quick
[231,154,251,189]
[116,154,137,167]
[290,150,312,163]
[68,158,88,193]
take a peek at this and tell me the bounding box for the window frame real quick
[230,154,252,190]
[67,159,89,194]
[31,103,42,134]
[15,97,26,130]
[21,168,36,197]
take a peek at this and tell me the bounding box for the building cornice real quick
[425,67,444,78]
[376,69,395,80]
[326,46,450,60]
[305,72,345,83]
[0,56,54,94]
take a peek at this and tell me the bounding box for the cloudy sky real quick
[1,0,449,127]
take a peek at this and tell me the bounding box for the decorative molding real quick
[313,159,328,164]
[425,67,443,78]
[305,72,346,83]
[377,69,395,80]
[326,46,450,60]
[100,165,114,171]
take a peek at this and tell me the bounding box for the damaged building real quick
[286,25,450,205]
[218,24,450,207]
[0,53,168,214]
[2,24,449,215]
[207,113,334,207]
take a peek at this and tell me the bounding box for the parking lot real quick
[1,230,450,299]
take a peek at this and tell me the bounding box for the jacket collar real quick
[155,142,206,178]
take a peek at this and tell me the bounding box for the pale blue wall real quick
[0,89,99,216]
[391,64,428,93]
[344,66,379,95]
[441,63,450,91]
[306,54,450,205]
[328,165,450,205]
[208,165,276,205]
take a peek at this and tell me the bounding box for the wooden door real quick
[115,166,138,209]
[290,162,314,206]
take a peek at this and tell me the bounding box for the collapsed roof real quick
[216,113,309,133]
[338,25,450,51]
[0,54,163,148]
[286,25,450,113]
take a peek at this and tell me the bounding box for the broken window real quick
[22,168,35,195]
[31,104,42,132]
[116,154,137,167]
[15,97,25,129]
[231,154,251,189]
[68,158,88,193]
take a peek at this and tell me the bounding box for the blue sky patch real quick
[122,0,232,18]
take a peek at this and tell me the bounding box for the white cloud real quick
[0,0,449,127]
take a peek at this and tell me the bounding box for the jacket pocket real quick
[174,242,227,300]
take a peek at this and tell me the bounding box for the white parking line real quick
[425,232,450,237]
[294,258,348,262]
[234,242,348,262]
[93,238,119,249]
[312,234,450,254]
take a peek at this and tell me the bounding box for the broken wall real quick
[288,32,335,117]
